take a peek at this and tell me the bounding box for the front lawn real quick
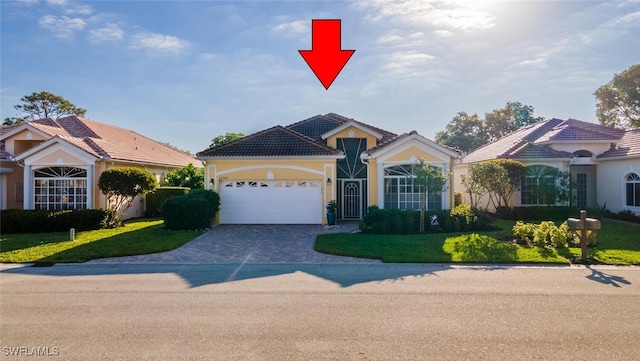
[315,219,640,265]
[0,219,202,264]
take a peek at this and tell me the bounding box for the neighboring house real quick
[455,118,640,214]
[0,116,197,219]
[197,113,462,224]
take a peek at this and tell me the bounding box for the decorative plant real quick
[326,200,338,214]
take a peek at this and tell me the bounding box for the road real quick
[1,263,639,360]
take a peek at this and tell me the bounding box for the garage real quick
[219,180,323,224]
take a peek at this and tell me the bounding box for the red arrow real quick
[299,19,355,90]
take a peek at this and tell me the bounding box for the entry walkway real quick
[88,223,380,264]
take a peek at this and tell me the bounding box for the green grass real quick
[315,218,640,265]
[0,219,202,263]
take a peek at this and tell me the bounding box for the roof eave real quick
[320,121,383,141]
[596,154,640,161]
[197,154,345,160]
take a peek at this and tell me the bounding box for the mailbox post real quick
[567,210,601,263]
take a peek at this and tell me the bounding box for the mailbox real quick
[566,218,601,231]
[567,210,601,263]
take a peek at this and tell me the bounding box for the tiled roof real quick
[535,119,624,143]
[197,125,343,157]
[285,114,345,142]
[463,118,627,164]
[286,113,397,142]
[2,116,197,167]
[364,132,412,155]
[502,142,572,159]
[597,129,640,159]
[0,123,21,159]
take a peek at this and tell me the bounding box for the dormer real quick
[321,121,383,150]
[0,127,49,156]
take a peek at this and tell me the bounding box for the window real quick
[626,173,640,207]
[520,165,557,205]
[576,173,587,207]
[33,167,87,210]
[383,165,442,210]
[337,138,367,179]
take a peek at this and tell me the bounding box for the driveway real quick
[88,223,381,264]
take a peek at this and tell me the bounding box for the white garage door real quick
[219,180,323,224]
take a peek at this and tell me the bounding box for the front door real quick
[342,180,361,219]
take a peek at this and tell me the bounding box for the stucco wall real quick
[203,158,336,223]
[597,158,640,214]
[325,126,380,150]
[454,160,570,211]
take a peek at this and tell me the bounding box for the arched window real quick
[626,173,640,207]
[33,167,87,210]
[520,165,557,205]
[383,164,442,210]
[572,150,593,158]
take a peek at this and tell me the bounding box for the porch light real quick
[327,178,332,185]
[209,178,215,186]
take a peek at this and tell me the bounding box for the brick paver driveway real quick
[89,223,380,264]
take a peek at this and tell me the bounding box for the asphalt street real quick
[1,263,639,360]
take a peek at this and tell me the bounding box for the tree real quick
[413,158,447,233]
[164,163,204,189]
[463,162,508,211]
[461,160,526,210]
[595,64,640,129]
[3,91,86,125]
[436,103,543,152]
[434,112,488,153]
[491,159,526,208]
[485,102,543,141]
[210,132,245,148]
[98,168,158,227]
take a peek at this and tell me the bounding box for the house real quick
[0,116,198,219]
[196,113,462,224]
[455,118,640,214]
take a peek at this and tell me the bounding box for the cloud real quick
[382,50,435,76]
[89,23,124,43]
[16,0,39,6]
[272,20,309,35]
[356,0,495,31]
[39,14,86,39]
[46,0,92,15]
[130,33,190,54]
[615,10,640,24]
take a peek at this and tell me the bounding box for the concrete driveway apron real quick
[88,223,380,264]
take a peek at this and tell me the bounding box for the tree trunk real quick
[420,193,426,233]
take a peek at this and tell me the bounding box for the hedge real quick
[163,189,220,230]
[0,209,110,234]
[495,206,605,221]
[359,204,494,234]
[145,187,190,217]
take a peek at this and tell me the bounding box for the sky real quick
[1,0,639,154]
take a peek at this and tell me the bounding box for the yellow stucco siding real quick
[449,158,456,207]
[209,159,329,179]
[383,146,442,163]
[204,158,336,224]
[326,126,379,149]
[368,161,379,206]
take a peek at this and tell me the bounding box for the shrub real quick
[613,209,640,223]
[454,192,463,206]
[163,189,220,230]
[497,206,604,221]
[512,220,575,248]
[145,187,190,217]
[0,209,110,234]
[358,205,493,234]
[98,167,157,227]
